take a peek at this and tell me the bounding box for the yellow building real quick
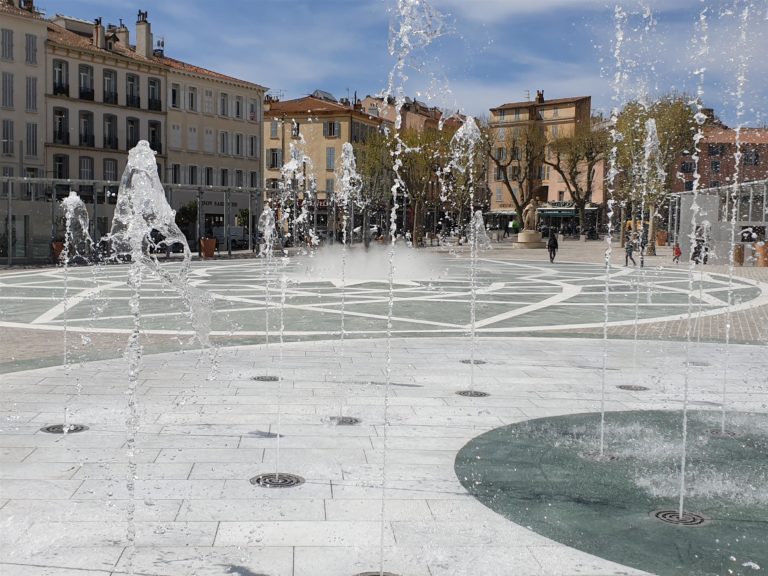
[263,90,386,235]
[487,91,604,230]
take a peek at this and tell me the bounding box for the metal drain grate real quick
[652,509,709,526]
[581,450,620,462]
[250,473,304,488]
[456,390,490,397]
[461,359,487,365]
[40,424,89,434]
[708,429,740,438]
[252,375,280,382]
[353,572,402,576]
[686,361,710,367]
[617,385,650,391]
[248,430,281,438]
[329,416,361,426]
[367,381,423,388]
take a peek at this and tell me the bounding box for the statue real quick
[522,199,539,231]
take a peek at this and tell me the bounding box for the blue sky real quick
[45,0,767,127]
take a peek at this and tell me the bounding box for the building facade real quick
[0,1,267,261]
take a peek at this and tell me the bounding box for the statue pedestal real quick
[514,230,546,249]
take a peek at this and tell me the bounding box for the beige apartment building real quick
[360,95,442,132]
[487,91,604,231]
[263,91,386,234]
[0,2,267,260]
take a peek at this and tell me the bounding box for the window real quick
[248,135,259,158]
[53,108,68,144]
[495,188,502,202]
[187,86,197,111]
[551,125,559,138]
[708,144,725,156]
[78,65,94,100]
[1,29,13,60]
[220,168,229,186]
[219,131,230,154]
[170,124,181,150]
[103,114,118,149]
[205,166,214,186]
[234,96,243,119]
[126,74,140,108]
[551,107,559,118]
[495,166,505,181]
[495,147,506,162]
[204,128,214,153]
[79,156,94,180]
[219,92,228,116]
[148,78,161,111]
[326,178,334,194]
[326,146,336,170]
[248,98,259,121]
[684,180,694,191]
[171,83,180,108]
[510,166,520,179]
[743,149,759,166]
[711,180,720,188]
[25,76,37,111]
[187,126,198,151]
[1,119,13,154]
[497,110,506,120]
[103,69,117,104]
[291,122,300,138]
[514,108,521,120]
[711,160,720,173]
[103,158,118,181]
[234,133,243,156]
[25,33,36,64]
[269,148,282,169]
[270,120,279,139]
[204,89,213,114]
[235,169,243,187]
[25,123,37,157]
[188,165,198,185]
[126,117,140,149]
[1,72,12,108]
[171,163,181,184]
[323,121,341,138]
[249,171,260,187]
[53,154,69,179]
[53,59,68,96]
[539,165,550,180]
[267,178,280,190]
[79,111,94,147]
[680,161,695,174]
[148,121,161,153]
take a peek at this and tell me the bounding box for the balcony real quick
[53,83,69,97]
[79,133,95,147]
[79,87,95,101]
[148,98,162,112]
[53,129,70,145]
[103,91,118,105]
[148,140,162,155]
[126,94,141,109]
[126,138,140,150]
[103,136,118,150]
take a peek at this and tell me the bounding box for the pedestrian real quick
[547,232,559,263]
[625,237,637,266]
[672,242,682,264]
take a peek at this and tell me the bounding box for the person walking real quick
[625,237,637,266]
[672,242,682,264]
[547,232,559,263]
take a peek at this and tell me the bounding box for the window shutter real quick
[323,122,329,137]
[335,121,341,137]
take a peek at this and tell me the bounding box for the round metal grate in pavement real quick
[581,450,620,462]
[40,424,89,434]
[617,384,650,391]
[686,361,710,367]
[248,430,281,438]
[329,416,361,426]
[353,572,402,576]
[252,375,280,382]
[708,428,740,438]
[456,390,490,397]
[461,359,487,365]
[651,509,709,526]
[250,473,304,488]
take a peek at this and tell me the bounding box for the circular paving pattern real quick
[1,257,764,340]
[455,410,768,576]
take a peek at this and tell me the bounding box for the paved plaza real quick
[0,241,766,575]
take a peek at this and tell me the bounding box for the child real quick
[672,242,682,264]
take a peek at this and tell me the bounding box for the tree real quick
[543,120,610,233]
[485,122,547,227]
[615,96,694,255]
[175,201,198,240]
[355,131,395,246]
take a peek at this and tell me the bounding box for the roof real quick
[266,96,382,124]
[492,96,590,111]
[704,126,768,145]
[0,1,45,20]
[46,20,266,91]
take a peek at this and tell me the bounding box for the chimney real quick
[115,19,129,47]
[535,90,544,104]
[135,10,152,58]
[93,17,105,49]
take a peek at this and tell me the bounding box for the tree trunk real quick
[646,202,657,256]
[412,199,425,247]
[363,208,370,249]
